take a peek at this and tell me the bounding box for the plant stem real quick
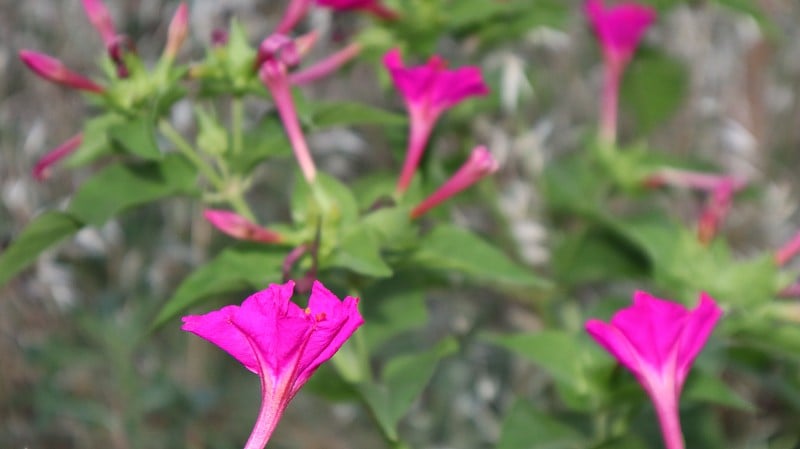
[231,96,244,155]
[159,120,257,221]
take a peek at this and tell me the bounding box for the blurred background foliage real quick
[2,0,800,448]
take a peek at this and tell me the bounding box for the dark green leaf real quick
[684,369,754,412]
[327,231,392,278]
[0,212,83,288]
[108,118,161,160]
[410,225,550,288]
[357,338,458,442]
[497,400,585,449]
[621,50,688,135]
[152,245,286,328]
[361,286,427,351]
[68,155,197,226]
[311,101,406,128]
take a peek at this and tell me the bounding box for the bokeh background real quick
[2,0,800,448]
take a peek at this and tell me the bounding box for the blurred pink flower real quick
[384,48,489,195]
[410,146,498,219]
[697,178,737,245]
[585,0,655,144]
[203,209,284,244]
[586,291,722,449]
[81,0,118,47]
[182,281,363,449]
[644,168,747,192]
[317,0,399,20]
[163,2,189,60]
[776,230,800,267]
[19,51,105,94]
[290,42,362,86]
[258,35,318,184]
[32,133,83,181]
[275,0,314,34]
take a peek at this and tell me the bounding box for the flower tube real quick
[410,146,498,219]
[182,281,363,449]
[585,0,656,144]
[586,291,722,449]
[19,51,105,94]
[32,133,83,181]
[203,209,284,244]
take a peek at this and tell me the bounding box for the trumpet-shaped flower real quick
[410,146,498,219]
[203,209,284,244]
[384,48,489,195]
[317,0,399,20]
[19,51,105,94]
[81,0,118,47]
[32,133,83,181]
[586,291,722,449]
[182,280,363,449]
[585,0,655,144]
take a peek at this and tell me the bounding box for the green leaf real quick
[410,225,550,288]
[108,118,161,160]
[552,227,650,285]
[152,245,286,328]
[68,155,197,226]
[66,114,125,167]
[621,50,688,135]
[484,331,584,384]
[361,283,427,352]
[497,400,585,449]
[0,212,84,288]
[683,369,754,412]
[327,231,393,278]
[357,338,458,442]
[231,118,292,173]
[291,173,359,230]
[310,101,406,128]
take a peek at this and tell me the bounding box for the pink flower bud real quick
[164,2,189,60]
[19,50,105,94]
[82,0,118,47]
[775,230,800,267]
[32,133,83,181]
[275,0,314,34]
[410,146,498,219]
[203,209,283,244]
[289,42,361,86]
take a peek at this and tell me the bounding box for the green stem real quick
[159,120,225,189]
[159,120,257,221]
[231,97,244,155]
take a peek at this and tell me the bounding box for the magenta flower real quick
[204,209,284,244]
[182,280,363,449]
[586,291,723,449]
[317,0,399,20]
[274,0,314,35]
[585,0,656,144]
[383,48,489,195]
[410,146,499,219]
[697,178,737,244]
[776,230,800,267]
[289,42,362,86]
[163,2,189,60]
[258,34,319,184]
[19,51,105,94]
[32,133,83,181]
[81,0,118,48]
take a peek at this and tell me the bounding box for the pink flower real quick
[384,48,489,195]
[586,291,723,449]
[585,0,655,144]
[410,146,499,219]
[32,133,83,181]
[775,230,800,267]
[19,51,105,94]
[203,209,284,244]
[81,0,118,48]
[274,0,314,35]
[644,168,747,192]
[697,178,737,245]
[316,0,399,20]
[258,34,319,184]
[585,0,656,66]
[163,2,189,60]
[182,281,363,449]
[289,42,362,86]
